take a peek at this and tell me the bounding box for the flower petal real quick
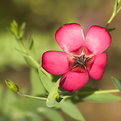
[86,25,112,55]
[55,23,85,52]
[89,53,107,80]
[89,65,104,80]
[94,53,107,68]
[42,51,69,75]
[60,71,89,92]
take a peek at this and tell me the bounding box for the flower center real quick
[73,55,92,69]
[69,47,95,72]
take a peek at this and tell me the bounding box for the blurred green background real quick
[0,0,121,121]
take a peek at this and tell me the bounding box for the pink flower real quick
[42,23,112,92]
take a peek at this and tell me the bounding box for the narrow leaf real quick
[10,20,19,39]
[24,55,39,69]
[46,80,61,107]
[31,68,46,95]
[38,68,53,92]
[72,87,121,103]
[15,98,45,112]
[19,22,26,39]
[82,93,121,102]
[112,76,121,91]
[60,100,85,121]
[39,108,64,121]
[28,37,34,50]
[71,87,98,103]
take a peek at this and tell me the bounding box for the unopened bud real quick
[5,80,19,93]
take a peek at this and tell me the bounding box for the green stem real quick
[107,6,121,27]
[106,13,116,27]
[106,1,121,27]
[80,89,120,95]
[117,6,121,14]
[19,93,47,100]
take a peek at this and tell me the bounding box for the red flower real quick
[42,23,112,92]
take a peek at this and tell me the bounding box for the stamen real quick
[71,50,94,72]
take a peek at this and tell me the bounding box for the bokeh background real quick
[0,0,121,121]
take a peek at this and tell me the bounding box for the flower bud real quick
[5,80,19,93]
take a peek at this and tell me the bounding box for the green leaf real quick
[24,55,39,69]
[38,68,53,92]
[3,90,17,114]
[45,109,64,121]
[9,20,26,40]
[31,68,46,95]
[28,37,34,50]
[31,113,43,121]
[70,87,98,103]
[14,98,45,112]
[15,45,39,69]
[10,20,19,39]
[82,93,121,102]
[71,87,121,103]
[46,80,61,107]
[107,27,116,32]
[19,22,26,39]
[60,100,85,121]
[24,36,34,51]
[112,77,121,91]
[38,108,64,121]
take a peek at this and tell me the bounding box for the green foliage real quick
[10,20,26,40]
[38,68,53,92]
[0,27,59,71]
[0,32,25,70]
[0,86,65,121]
[2,90,17,115]
[113,0,121,14]
[31,68,46,95]
[46,79,61,107]
[28,37,34,50]
[31,113,43,121]
[38,108,64,121]
[24,55,39,69]
[3,19,121,121]
[71,87,98,103]
[82,93,121,102]
[60,100,85,121]
[0,87,43,121]
[71,87,121,103]
[112,77,121,91]
[14,98,45,112]
[106,0,121,26]
[1,0,121,120]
